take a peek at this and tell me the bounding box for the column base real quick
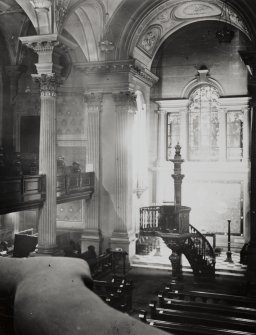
[81,229,102,255]
[110,231,136,258]
[36,244,59,256]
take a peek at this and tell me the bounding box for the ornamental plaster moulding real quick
[137,26,162,57]
[19,34,58,52]
[174,2,221,19]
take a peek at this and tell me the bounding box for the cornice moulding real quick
[19,33,58,45]
[155,99,189,109]
[219,96,251,108]
[74,60,158,87]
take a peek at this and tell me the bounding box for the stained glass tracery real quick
[189,86,220,161]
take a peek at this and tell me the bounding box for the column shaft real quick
[155,110,166,204]
[111,92,136,253]
[81,94,102,254]
[37,76,57,254]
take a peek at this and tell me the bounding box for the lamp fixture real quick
[216,0,235,43]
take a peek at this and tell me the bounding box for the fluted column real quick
[19,34,60,254]
[111,92,136,253]
[36,74,58,253]
[81,93,102,254]
[155,109,167,204]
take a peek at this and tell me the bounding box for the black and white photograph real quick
[0,0,256,334]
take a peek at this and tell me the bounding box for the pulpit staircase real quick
[138,144,215,279]
[184,224,215,278]
[138,205,216,279]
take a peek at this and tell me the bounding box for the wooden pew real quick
[93,278,134,312]
[163,288,256,308]
[157,293,256,319]
[139,310,256,335]
[147,302,256,333]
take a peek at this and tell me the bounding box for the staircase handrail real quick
[189,224,216,265]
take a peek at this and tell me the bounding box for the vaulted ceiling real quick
[0,0,256,67]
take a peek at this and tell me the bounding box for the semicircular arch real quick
[114,0,252,69]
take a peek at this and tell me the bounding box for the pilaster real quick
[110,92,136,255]
[179,109,188,160]
[155,109,167,204]
[81,93,103,254]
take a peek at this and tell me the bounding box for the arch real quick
[182,68,225,98]
[112,0,252,69]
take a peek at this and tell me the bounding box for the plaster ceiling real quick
[0,0,256,66]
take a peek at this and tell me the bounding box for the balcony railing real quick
[57,171,95,203]
[0,175,46,214]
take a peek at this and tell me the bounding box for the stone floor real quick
[131,238,246,277]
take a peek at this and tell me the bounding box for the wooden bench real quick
[157,293,256,319]
[148,302,256,333]
[163,288,256,308]
[93,278,134,312]
[139,311,256,335]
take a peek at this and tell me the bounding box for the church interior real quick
[0,0,256,334]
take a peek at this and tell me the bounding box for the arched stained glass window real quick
[189,86,220,161]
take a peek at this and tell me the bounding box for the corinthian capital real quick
[33,74,61,97]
